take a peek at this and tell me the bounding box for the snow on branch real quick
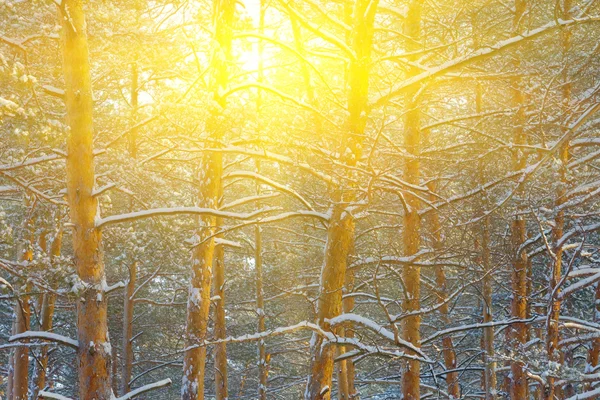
[117,378,172,400]
[218,83,337,126]
[185,320,431,363]
[371,16,600,108]
[326,313,429,361]
[220,193,280,210]
[41,85,65,99]
[224,170,316,212]
[0,153,63,172]
[422,316,543,345]
[38,391,73,400]
[565,387,600,400]
[97,207,329,228]
[280,0,355,60]
[96,207,266,228]
[9,331,79,349]
[558,272,600,300]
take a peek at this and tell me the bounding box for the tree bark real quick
[471,73,498,400]
[255,161,268,400]
[305,204,354,400]
[305,1,377,398]
[12,289,31,400]
[401,2,423,399]
[587,283,600,387]
[544,1,571,398]
[182,2,235,399]
[61,1,112,398]
[12,218,34,400]
[214,244,228,400]
[31,229,63,400]
[508,0,529,398]
[427,182,460,398]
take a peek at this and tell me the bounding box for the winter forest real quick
[1,0,600,399]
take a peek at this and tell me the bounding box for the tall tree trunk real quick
[255,161,268,400]
[214,243,228,400]
[545,1,572,398]
[12,296,30,400]
[12,297,31,400]
[472,74,498,400]
[182,2,235,399]
[508,0,529,398]
[12,215,34,400]
[255,2,268,397]
[120,262,137,396]
[337,265,356,400]
[401,2,423,399]
[31,229,63,400]
[427,182,460,398]
[305,2,377,399]
[60,1,112,399]
[306,204,354,400]
[588,283,600,384]
[481,214,498,400]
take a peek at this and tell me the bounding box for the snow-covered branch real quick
[9,331,79,349]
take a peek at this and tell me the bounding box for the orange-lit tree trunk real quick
[254,161,268,400]
[213,243,228,400]
[472,74,498,400]
[61,1,112,398]
[401,2,423,399]
[12,238,33,400]
[427,182,460,398]
[481,213,498,400]
[120,262,137,395]
[255,2,268,397]
[305,2,378,399]
[545,1,571,398]
[508,1,528,398]
[587,283,600,384]
[31,228,63,399]
[336,265,356,400]
[182,1,235,399]
[306,203,354,400]
[337,4,358,398]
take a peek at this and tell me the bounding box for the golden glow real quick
[237,43,263,73]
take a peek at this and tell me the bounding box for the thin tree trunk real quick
[214,243,228,400]
[13,210,34,400]
[305,203,354,400]
[255,2,268,396]
[8,318,15,399]
[475,78,498,400]
[545,1,571,398]
[31,229,63,400]
[427,182,460,398]
[507,0,529,398]
[182,2,235,399]
[121,262,137,396]
[305,2,378,398]
[255,161,268,400]
[481,213,498,400]
[401,2,423,399]
[12,289,31,400]
[337,264,356,400]
[587,283,600,386]
[60,1,112,398]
